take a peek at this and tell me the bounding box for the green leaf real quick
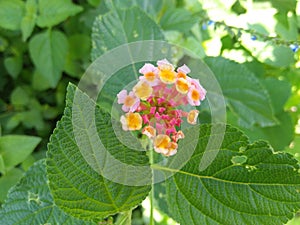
[160,8,199,33]
[46,83,151,221]
[0,36,8,52]
[88,0,101,7]
[204,57,278,127]
[36,0,83,28]
[21,0,37,41]
[227,78,293,150]
[32,70,52,91]
[10,86,30,107]
[4,56,23,79]
[0,160,97,224]
[0,168,23,202]
[0,0,25,30]
[91,6,164,60]
[270,0,296,13]
[155,124,300,225]
[29,30,68,88]
[0,135,41,171]
[245,111,294,150]
[105,0,164,19]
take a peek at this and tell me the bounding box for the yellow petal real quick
[126,112,142,130]
[133,81,153,100]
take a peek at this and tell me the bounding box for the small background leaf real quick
[29,30,68,88]
[21,0,37,41]
[36,0,83,28]
[0,135,41,172]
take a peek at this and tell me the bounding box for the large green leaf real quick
[46,83,151,221]
[36,0,83,28]
[0,160,97,224]
[29,30,68,88]
[0,135,41,172]
[154,124,300,225]
[227,78,294,150]
[204,57,278,127]
[0,0,24,30]
[160,8,199,33]
[91,6,164,60]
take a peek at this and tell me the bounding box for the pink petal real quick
[157,59,174,70]
[129,99,140,112]
[139,63,157,74]
[117,90,127,104]
[177,64,191,74]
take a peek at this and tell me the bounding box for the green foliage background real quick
[0,0,300,224]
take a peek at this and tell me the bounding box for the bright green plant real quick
[1,0,300,224]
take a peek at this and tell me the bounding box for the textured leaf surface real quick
[204,57,277,127]
[91,6,164,60]
[0,160,97,225]
[36,0,83,28]
[46,83,151,221]
[29,30,68,88]
[156,124,300,225]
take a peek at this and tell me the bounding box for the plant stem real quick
[115,210,132,225]
[149,148,155,225]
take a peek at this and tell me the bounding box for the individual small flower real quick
[117,90,140,112]
[176,78,190,94]
[187,110,199,125]
[139,63,160,86]
[120,112,142,131]
[172,130,185,142]
[133,80,153,100]
[187,79,207,106]
[290,44,299,53]
[157,59,177,84]
[142,126,156,139]
[187,88,201,106]
[250,35,257,41]
[153,134,170,154]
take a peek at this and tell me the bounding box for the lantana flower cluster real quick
[117,59,206,156]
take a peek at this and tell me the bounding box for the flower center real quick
[124,96,135,107]
[159,70,176,84]
[145,72,156,82]
[191,89,200,101]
